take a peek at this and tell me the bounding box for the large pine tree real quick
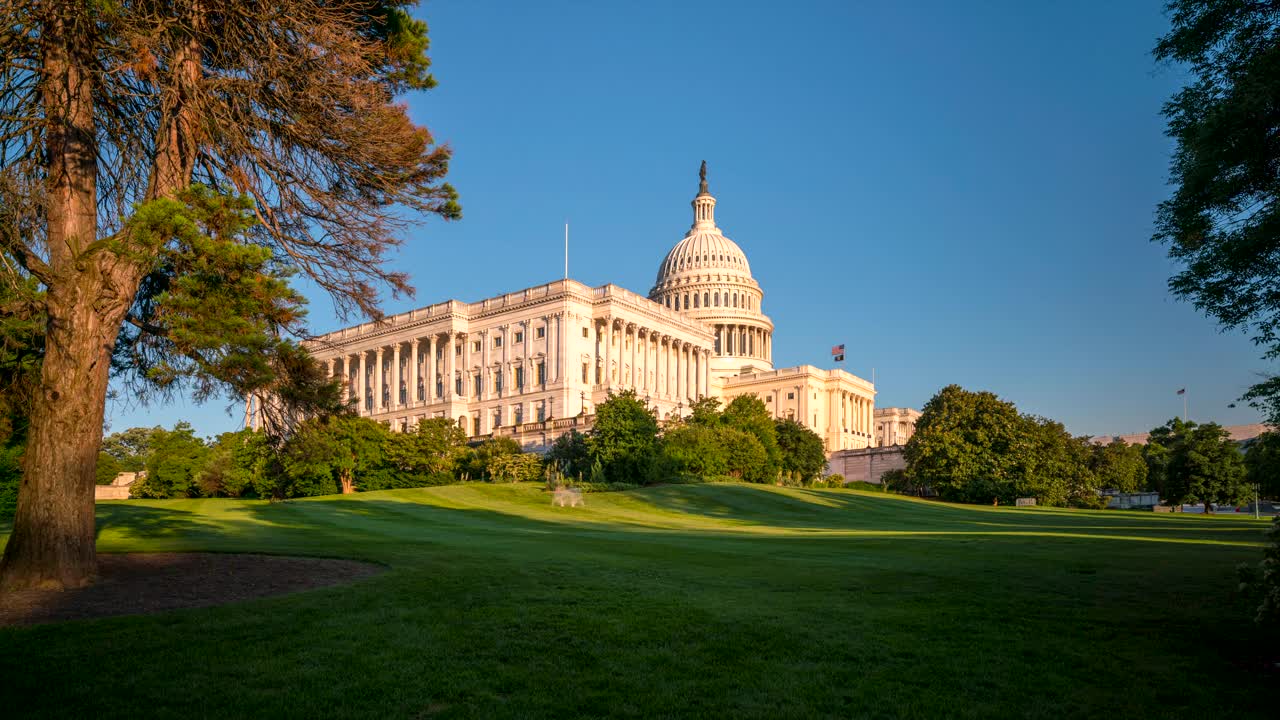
[0,0,458,590]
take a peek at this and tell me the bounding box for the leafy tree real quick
[1245,431,1280,499]
[282,416,388,496]
[1090,439,1149,493]
[546,429,590,479]
[1152,2,1280,423]
[658,424,729,480]
[721,395,781,479]
[587,390,660,484]
[905,385,1024,503]
[1239,517,1280,627]
[134,422,209,498]
[0,0,458,590]
[487,453,542,483]
[686,397,724,427]
[775,418,826,482]
[194,429,265,497]
[384,418,468,485]
[1011,417,1097,508]
[95,453,124,486]
[719,427,771,483]
[1146,419,1249,510]
[101,427,161,471]
[462,437,523,481]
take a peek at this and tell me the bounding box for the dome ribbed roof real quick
[654,230,752,286]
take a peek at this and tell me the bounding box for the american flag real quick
[1176,388,1186,395]
[831,344,845,362]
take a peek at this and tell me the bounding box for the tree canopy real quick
[1145,418,1249,509]
[0,0,458,590]
[1153,1,1280,422]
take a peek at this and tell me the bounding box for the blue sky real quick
[107,0,1271,439]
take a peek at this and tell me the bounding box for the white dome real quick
[654,230,752,287]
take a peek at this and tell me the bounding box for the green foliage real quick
[586,390,659,484]
[101,426,158,471]
[686,396,723,427]
[115,186,310,403]
[546,429,589,478]
[1153,2,1280,423]
[721,395,781,479]
[719,427,770,483]
[657,423,728,481]
[282,415,388,496]
[1238,518,1280,627]
[904,385,1096,506]
[0,443,19,519]
[95,452,123,485]
[384,418,469,486]
[775,418,826,483]
[487,453,542,483]
[1244,431,1280,499]
[1145,418,1249,509]
[905,385,1025,503]
[1090,439,1149,493]
[134,422,209,498]
[463,437,523,481]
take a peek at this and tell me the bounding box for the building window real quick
[674,296,680,310]
[693,294,700,308]
[474,374,482,397]
[536,326,545,339]
[582,327,589,338]
[455,375,463,396]
[537,361,546,385]
[493,336,502,348]
[787,392,795,400]
[582,363,589,383]
[714,292,720,306]
[473,416,481,436]
[766,395,773,402]
[703,292,709,307]
[495,369,503,394]
[515,366,524,391]
[515,331,524,343]
[455,344,461,356]
[537,403,546,422]
[514,405,523,425]
[493,409,502,428]
[472,340,480,352]
[683,293,689,308]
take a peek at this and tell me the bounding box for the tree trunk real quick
[340,471,355,494]
[0,4,107,591]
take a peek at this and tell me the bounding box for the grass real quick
[0,483,1275,719]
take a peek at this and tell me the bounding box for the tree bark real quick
[340,471,355,494]
[0,2,202,591]
[0,4,107,590]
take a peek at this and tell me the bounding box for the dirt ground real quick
[0,553,383,627]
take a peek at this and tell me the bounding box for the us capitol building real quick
[246,165,909,456]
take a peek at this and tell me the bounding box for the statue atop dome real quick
[698,160,708,195]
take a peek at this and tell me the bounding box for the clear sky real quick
[106,0,1272,439]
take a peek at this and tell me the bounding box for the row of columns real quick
[832,389,873,436]
[713,324,771,360]
[324,314,570,416]
[596,317,710,402]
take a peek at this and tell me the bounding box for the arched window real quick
[674,295,680,310]
[713,292,720,307]
[693,293,700,308]
[683,293,689,309]
[732,293,738,308]
[703,292,709,307]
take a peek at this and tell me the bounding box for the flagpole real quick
[1184,390,1187,423]
[564,222,569,280]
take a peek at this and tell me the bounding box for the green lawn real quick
[1,484,1274,719]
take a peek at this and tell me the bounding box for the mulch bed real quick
[0,553,384,627]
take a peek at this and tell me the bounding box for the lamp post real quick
[677,400,683,420]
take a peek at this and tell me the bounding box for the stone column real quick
[358,350,368,414]
[480,329,490,400]
[444,332,455,400]
[602,319,612,389]
[409,339,419,407]
[425,336,436,403]
[391,343,401,409]
[629,324,637,388]
[374,347,385,412]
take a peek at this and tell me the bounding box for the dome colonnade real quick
[648,162,774,378]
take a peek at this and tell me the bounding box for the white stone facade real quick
[875,407,921,447]
[246,165,883,454]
